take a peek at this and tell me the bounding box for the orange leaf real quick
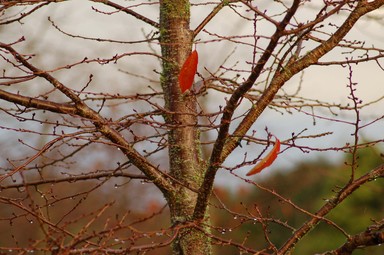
[246,136,281,176]
[178,50,198,93]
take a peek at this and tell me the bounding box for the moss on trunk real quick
[159,1,211,254]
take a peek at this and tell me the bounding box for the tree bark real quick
[159,1,211,254]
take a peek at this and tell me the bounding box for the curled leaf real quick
[246,136,281,176]
[178,50,198,93]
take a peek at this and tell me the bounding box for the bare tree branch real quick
[92,0,159,28]
[193,0,239,37]
[321,220,384,255]
[0,88,77,114]
[193,0,302,221]
[278,163,384,254]
[0,42,174,194]
[220,0,384,162]
[1,1,384,254]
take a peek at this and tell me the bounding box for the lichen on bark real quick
[159,1,212,254]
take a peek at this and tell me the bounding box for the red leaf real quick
[246,136,281,176]
[178,50,198,93]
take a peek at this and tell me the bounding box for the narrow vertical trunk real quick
[159,1,211,254]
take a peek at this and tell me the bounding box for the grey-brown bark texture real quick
[1,0,384,254]
[159,1,210,254]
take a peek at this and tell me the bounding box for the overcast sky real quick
[1,1,384,188]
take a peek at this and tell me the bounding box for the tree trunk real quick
[159,1,211,254]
